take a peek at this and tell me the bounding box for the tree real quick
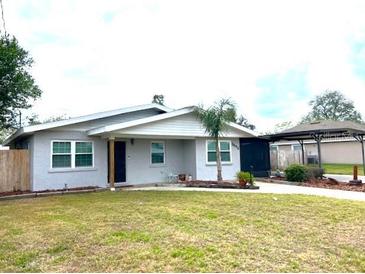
[195,98,236,181]
[152,94,165,105]
[302,90,362,123]
[0,35,42,129]
[236,115,256,130]
[0,128,12,144]
[26,113,69,126]
[272,121,293,133]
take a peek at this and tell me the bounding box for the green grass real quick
[0,191,364,272]
[309,163,364,175]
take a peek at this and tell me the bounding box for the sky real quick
[3,0,365,132]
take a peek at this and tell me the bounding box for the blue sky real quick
[4,0,365,132]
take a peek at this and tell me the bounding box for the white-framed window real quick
[75,142,93,167]
[52,141,72,168]
[206,140,232,164]
[151,141,165,165]
[292,144,302,152]
[270,145,278,152]
[51,141,94,169]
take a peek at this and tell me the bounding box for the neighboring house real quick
[271,138,364,169]
[4,103,259,191]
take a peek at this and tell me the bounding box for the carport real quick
[264,120,365,174]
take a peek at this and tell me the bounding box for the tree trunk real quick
[215,137,223,182]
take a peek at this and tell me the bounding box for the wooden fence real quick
[270,150,307,170]
[0,150,30,192]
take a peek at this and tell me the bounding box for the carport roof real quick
[263,120,365,141]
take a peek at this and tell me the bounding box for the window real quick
[52,142,72,168]
[207,140,231,163]
[151,142,165,164]
[75,142,93,167]
[51,141,93,169]
[270,145,278,152]
[292,144,302,151]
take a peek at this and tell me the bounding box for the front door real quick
[114,141,126,182]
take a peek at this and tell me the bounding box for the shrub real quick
[306,167,324,179]
[236,171,253,183]
[285,164,308,182]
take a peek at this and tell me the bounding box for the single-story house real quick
[4,103,268,191]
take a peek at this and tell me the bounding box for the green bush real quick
[306,167,324,179]
[285,164,308,182]
[236,171,253,182]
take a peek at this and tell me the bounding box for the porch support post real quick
[298,140,305,165]
[109,137,115,191]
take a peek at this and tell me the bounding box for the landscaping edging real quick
[0,188,107,201]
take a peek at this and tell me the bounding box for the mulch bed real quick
[268,176,365,192]
[183,180,259,189]
[302,179,365,192]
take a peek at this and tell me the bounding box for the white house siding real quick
[124,138,186,184]
[115,113,251,138]
[31,131,108,191]
[195,137,241,181]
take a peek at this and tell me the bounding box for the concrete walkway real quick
[128,182,365,202]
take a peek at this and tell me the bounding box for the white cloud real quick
[4,0,365,132]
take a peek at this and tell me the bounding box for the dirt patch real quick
[266,177,365,192]
[302,179,365,192]
[0,190,31,197]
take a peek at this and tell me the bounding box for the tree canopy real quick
[0,35,42,129]
[236,115,256,130]
[302,90,362,123]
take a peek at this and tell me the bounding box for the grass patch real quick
[0,191,364,272]
[310,163,364,175]
[107,231,152,244]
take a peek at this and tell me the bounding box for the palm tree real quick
[195,98,236,181]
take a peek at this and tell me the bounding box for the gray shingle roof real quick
[281,120,365,134]
[264,120,365,141]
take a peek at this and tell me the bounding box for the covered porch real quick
[106,136,198,188]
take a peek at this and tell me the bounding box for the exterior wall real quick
[31,131,108,191]
[182,140,196,179]
[273,140,363,167]
[321,142,363,164]
[195,137,241,180]
[124,138,186,184]
[116,113,253,138]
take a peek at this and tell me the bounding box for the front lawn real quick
[0,191,364,272]
[314,163,364,175]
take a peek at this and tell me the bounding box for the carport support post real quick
[313,134,323,168]
[109,138,115,191]
[361,137,365,176]
[298,140,305,165]
[354,134,365,176]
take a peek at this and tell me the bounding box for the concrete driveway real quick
[128,181,365,202]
